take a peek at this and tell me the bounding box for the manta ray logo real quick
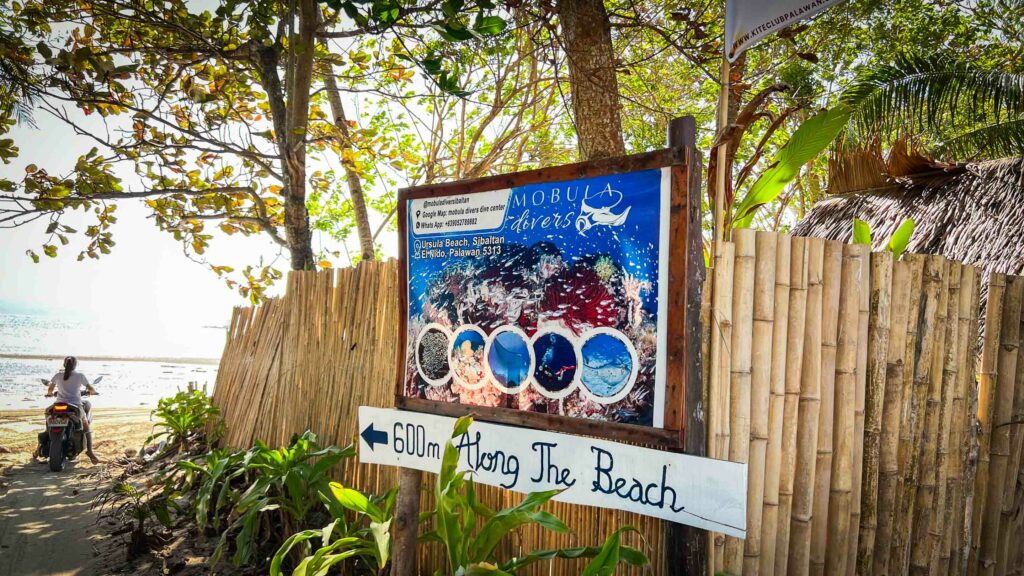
[575,183,631,236]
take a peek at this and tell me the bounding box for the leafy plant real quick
[850,217,916,259]
[422,416,649,575]
[269,482,397,576]
[94,480,174,557]
[211,431,355,567]
[145,385,223,457]
[732,105,853,228]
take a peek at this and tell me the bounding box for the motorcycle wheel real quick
[48,430,65,472]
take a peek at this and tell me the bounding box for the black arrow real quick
[361,423,388,451]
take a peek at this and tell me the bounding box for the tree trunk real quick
[261,0,318,271]
[557,0,625,161]
[323,70,376,262]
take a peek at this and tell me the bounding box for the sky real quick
[0,104,398,344]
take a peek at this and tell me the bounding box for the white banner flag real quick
[725,0,846,62]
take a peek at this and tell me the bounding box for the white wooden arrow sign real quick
[358,406,747,538]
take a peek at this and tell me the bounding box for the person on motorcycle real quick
[45,356,100,464]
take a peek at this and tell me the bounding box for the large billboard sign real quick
[396,148,700,446]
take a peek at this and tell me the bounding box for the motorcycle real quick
[36,376,102,472]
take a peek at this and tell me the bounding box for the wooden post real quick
[664,115,708,576]
[392,466,422,576]
[713,58,730,254]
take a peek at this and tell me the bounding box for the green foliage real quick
[270,482,397,576]
[887,218,915,260]
[848,217,915,259]
[165,431,355,568]
[733,106,853,228]
[210,431,355,567]
[145,386,223,457]
[853,218,872,246]
[94,480,175,557]
[840,52,1024,159]
[422,416,648,575]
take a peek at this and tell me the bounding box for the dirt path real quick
[0,409,153,576]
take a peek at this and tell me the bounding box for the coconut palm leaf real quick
[940,117,1024,159]
[839,52,1024,158]
[0,30,36,126]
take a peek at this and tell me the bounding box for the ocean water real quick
[0,313,224,410]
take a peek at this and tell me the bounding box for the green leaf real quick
[853,218,872,246]
[733,105,853,228]
[579,526,648,576]
[887,218,915,260]
[474,16,507,36]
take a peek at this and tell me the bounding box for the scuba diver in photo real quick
[42,356,101,464]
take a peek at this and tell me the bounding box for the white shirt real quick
[51,371,90,406]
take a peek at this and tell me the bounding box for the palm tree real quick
[0,29,36,126]
[838,53,1024,160]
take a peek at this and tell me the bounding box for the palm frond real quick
[0,30,37,127]
[840,53,1024,150]
[939,117,1024,160]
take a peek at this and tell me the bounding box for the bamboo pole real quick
[761,234,792,576]
[890,254,933,573]
[858,252,893,575]
[744,232,778,576]
[711,241,736,574]
[848,243,872,576]
[933,264,963,575]
[776,236,809,576]
[977,275,1024,576]
[968,273,1007,576]
[954,267,982,576]
[874,258,914,576]
[788,237,825,576]
[809,240,843,576]
[700,268,716,573]
[910,256,951,576]
[996,276,1024,575]
[888,255,929,573]
[726,227,757,575]
[824,244,864,576]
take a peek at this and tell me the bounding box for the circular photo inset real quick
[415,324,451,385]
[485,327,533,393]
[450,326,487,389]
[532,331,579,396]
[580,330,636,402]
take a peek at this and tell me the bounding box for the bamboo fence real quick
[210,232,1024,576]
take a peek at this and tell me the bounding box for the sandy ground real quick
[0,408,154,576]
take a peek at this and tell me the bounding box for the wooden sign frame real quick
[394,121,703,450]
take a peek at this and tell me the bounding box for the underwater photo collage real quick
[415,323,639,404]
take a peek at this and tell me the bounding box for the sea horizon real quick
[0,312,225,410]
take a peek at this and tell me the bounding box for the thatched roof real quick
[792,157,1024,336]
[792,157,1024,277]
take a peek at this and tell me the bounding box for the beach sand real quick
[0,408,154,576]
